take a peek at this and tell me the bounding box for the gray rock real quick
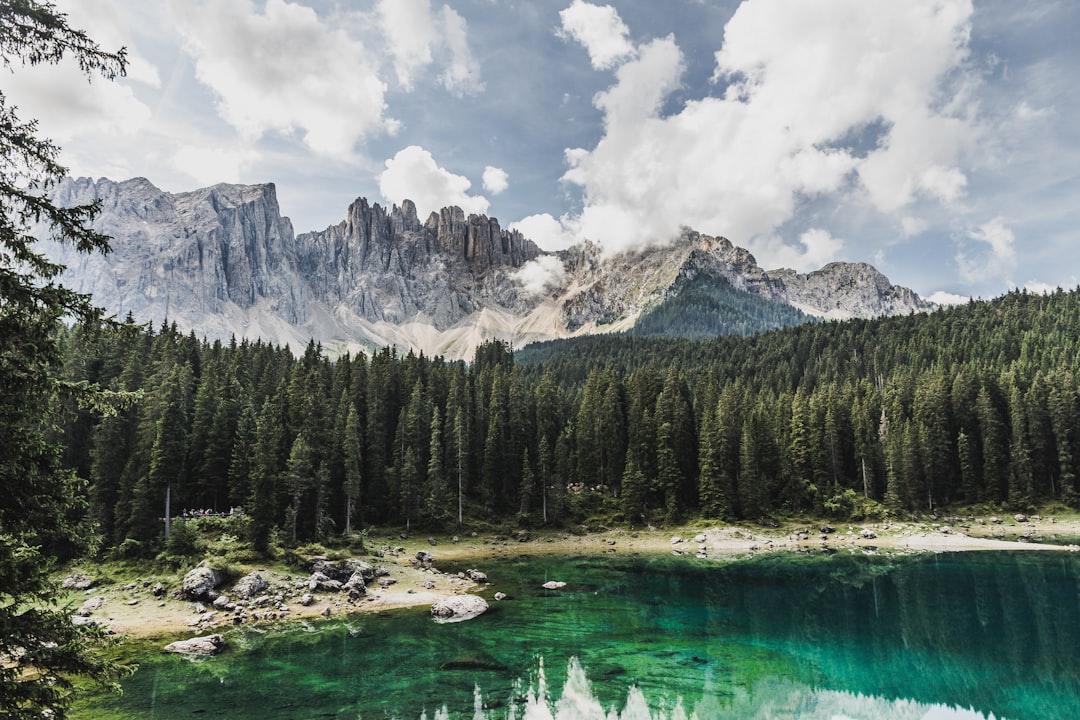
[151,582,166,597]
[62,573,94,590]
[860,529,877,540]
[542,581,567,590]
[178,564,221,601]
[212,595,231,610]
[308,572,343,593]
[431,595,489,623]
[465,569,488,583]
[231,572,268,600]
[75,596,106,617]
[343,572,367,598]
[164,634,225,656]
[299,593,315,606]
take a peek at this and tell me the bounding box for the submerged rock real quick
[441,652,507,671]
[164,634,225,656]
[431,594,489,623]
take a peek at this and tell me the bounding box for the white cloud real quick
[927,290,971,305]
[172,144,257,186]
[55,0,162,87]
[482,166,509,195]
[378,146,489,216]
[558,0,636,70]
[760,228,844,273]
[1023,281,1056,296]
[900,216,928,237]
[510,213,577,251]
[437,5,483,96]
[970,217,1016,265]
[4,60,153,144]
[173,0,395,158]
[956,216,1016,284]
[377,0,482,96]
[512,255,569,296]
[557,0,981,264]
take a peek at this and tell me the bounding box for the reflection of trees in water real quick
[685,551,1080,719]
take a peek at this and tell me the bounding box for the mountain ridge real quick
[42,176,932,359]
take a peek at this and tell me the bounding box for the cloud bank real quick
[541,0,981,267]
[173,0,396,158]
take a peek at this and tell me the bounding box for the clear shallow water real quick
[75,550,1080,719]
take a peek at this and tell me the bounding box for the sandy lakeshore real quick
[61,514,1080,643]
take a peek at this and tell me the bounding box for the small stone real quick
[494,592,507,601]
[322,606,332,617]
[670,536,683,545]
[125,599,139,606]
[542,581,566,590]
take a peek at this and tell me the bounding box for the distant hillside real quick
[629,273,812,339]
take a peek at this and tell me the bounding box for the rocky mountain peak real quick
[42,176,931,359]
[768,262,933,319]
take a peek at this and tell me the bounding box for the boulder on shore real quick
[231,572,268,600]
[76,596,106,617]
[431,595,489,623]
[465,569,488,583]
[178,564,222,600]
[164,634,225,656]
[62,573,94,590]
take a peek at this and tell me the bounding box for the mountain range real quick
[43,177,932,359]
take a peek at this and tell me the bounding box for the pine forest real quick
[56,287,1080,558]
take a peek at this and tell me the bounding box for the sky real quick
[6,0,1080,303]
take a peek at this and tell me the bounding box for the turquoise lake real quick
[76,550,1080,719]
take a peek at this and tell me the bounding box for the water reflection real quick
[77,551,1080,720]
[427,657,1010,720]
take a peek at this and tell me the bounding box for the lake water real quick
[75,550,1080,719]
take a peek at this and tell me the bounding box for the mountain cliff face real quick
[44,177,930,359]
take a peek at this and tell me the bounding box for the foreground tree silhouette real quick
[1,1,128,716]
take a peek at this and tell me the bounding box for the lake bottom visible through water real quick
[76,550,1080,719]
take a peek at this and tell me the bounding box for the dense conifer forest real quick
[58,287,1080,556]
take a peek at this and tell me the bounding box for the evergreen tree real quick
[0,2,128,713]
[284,434,314,544]
[342,404,363,534]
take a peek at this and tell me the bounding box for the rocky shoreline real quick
[60,515,1080,648]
